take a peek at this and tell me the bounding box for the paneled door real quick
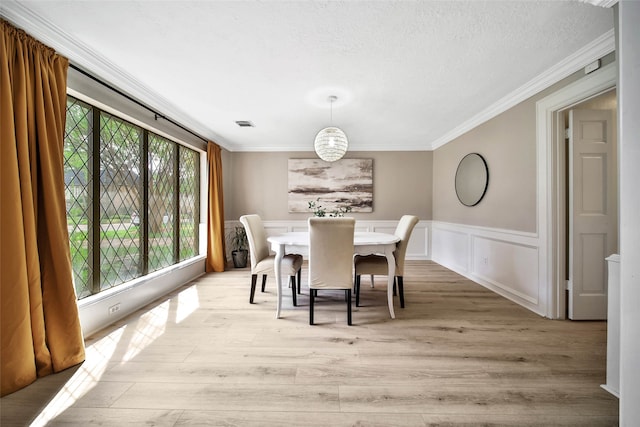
[568,109,616,320]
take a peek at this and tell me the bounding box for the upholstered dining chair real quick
[354,215,419,308]
[239,215,303,305]
[308,217,355,325]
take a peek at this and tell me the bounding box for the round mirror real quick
[455,153,489,207]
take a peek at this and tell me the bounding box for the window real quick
[178,147,200,261]
[64,98,92,298]
[64,96,201,300]
[99,112,144,288]
[148,134,175,273]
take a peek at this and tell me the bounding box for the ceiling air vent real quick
[235,120,254,127]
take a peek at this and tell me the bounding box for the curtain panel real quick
[1,19,85,396]
[205,141,226,272]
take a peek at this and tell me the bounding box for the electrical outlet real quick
[108,303,121,315]
[483,257,488,266]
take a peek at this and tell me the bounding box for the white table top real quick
[267,231,399,246]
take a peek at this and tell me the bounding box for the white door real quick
[568,109,616,320]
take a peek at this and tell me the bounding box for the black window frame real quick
[63,95,201,300]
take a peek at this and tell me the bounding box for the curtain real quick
[1,19,85,397]
[205,141,227,272]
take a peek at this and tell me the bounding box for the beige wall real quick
[223,151,432,221]
[432,99,538,232]
[432,53,615,233]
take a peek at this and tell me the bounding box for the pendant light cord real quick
[330,100,333,123]
[329,95,337,125]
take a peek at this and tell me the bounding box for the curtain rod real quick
[69,63,209,144]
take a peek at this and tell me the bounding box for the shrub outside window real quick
[63,96,201,300]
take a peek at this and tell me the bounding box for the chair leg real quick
[297,268,302,294]
[398,276,405,308]
[355,275,361,307]
[370,274,375,288]
[250,274,258,304]
[261,274,267,292]
[393,277,397,296]
[309,289,315,325]
[346,289,352,326]
[290,275,297,307]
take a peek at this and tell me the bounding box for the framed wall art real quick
[288,158,373,213]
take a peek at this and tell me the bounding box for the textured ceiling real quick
[1,1,614,152]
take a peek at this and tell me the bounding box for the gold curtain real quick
[1,19,85,397]
[205,141,227,272]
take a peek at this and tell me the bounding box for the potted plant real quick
[229,226,249,268]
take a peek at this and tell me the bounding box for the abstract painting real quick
[288,158,373,213]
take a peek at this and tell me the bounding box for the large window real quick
[64,96,201,300]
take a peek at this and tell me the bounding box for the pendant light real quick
[314,95,348,162]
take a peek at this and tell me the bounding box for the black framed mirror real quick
[455,153,489,207]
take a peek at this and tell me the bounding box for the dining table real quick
[267,231,401,320]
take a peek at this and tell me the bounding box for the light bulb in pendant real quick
[313,96,348,162]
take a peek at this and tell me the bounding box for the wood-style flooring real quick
[1,261,618,426]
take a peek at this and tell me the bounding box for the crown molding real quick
[2,3,615,153]
[229,143,431,152]
[1,2,228,148]
[578,0,618,8]
[429,29,615,150]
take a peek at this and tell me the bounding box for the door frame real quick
[536,62,616,319]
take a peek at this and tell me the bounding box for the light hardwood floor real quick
[1,261,618,426]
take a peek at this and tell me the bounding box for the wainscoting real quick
[226,219,547,318]
[431,221,544,317]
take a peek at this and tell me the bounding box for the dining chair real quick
[308,217,355,325]
[239,214,303,305]
[354,215,419,308]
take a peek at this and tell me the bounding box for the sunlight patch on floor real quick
[175,286,199,324]
[122,300,169,363]
[29,326,127,426]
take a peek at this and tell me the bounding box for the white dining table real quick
[267,231,401,320]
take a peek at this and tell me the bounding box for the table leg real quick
[385,246,396,319]
[273,243,284,319]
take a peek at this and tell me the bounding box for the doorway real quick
[537,60,616,320]
[552,87,618,320]
[558,89,618,319]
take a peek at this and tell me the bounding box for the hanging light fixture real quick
[314,95,348,162]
